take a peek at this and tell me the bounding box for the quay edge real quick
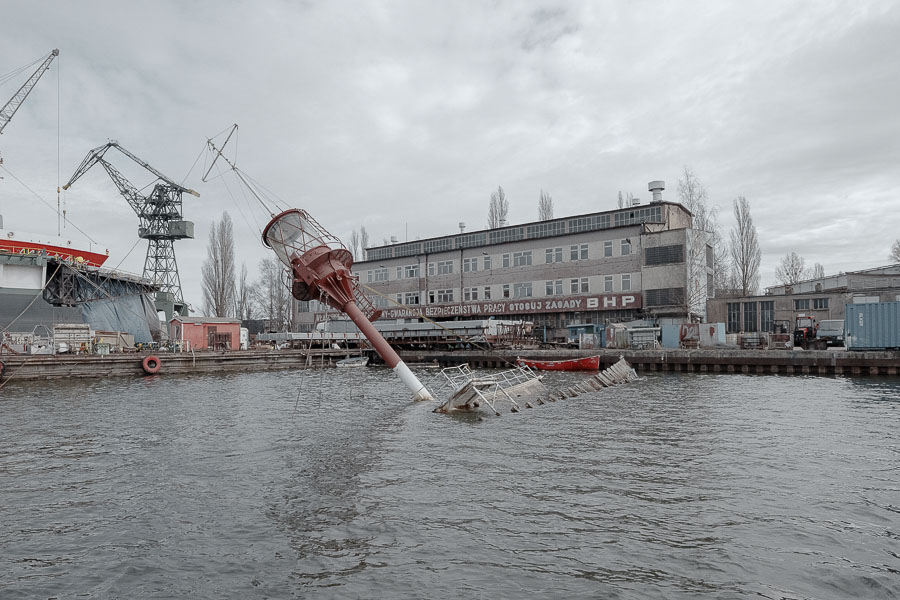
[0,349,361,382]
[397,348,900,377]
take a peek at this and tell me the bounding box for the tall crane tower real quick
[63,142,198,319]
[0,49,59,165]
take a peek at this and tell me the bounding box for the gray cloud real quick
[1,0,897,309]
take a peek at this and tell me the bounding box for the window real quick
[463,258,478,273]
[794,299,810,311]
[545,280,563,296]
[502,254,510,268]
[743,302,758,332]
[604,275,613,292]
[646,287,685,306]
[813,298,829,310]
[621,273,631,291]
[483,286,491,300]
[396,294,403,304]
[483,255,492,270]
[405,264,419,278]
[513,251,532,267]
[727,302,740,333]
[436,289,454,302]
[404,292,420,305]
[571,277,589,293]
[366,270,373,283]
[603,241,613,257]
[373,268,388,282]
[396,266,402,280]
[621,239,632,255]
[464,287,479,301]
[514,282,533,298]
[502,284,510,298]
[437,260,453,275]
[545,247,563,263]
[428,263,435,276]
[571,243,589,260]
[527,221,566,238]
[760,300,774,332]
[645,245,685,266]
[568,214,610,233]
[423,238,453,253]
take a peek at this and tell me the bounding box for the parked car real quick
[816,319,845,348]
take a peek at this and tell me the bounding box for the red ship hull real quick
[0,238,108,267]
[516,355,601,371]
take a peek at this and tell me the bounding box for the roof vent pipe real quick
[459,222,466,233]
[648,180,665,203]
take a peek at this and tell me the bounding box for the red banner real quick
[379,293,641,320]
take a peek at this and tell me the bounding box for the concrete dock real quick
[2,347,899,383]
[398,348,900,377]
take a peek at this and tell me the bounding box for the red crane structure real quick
[204,125,434,402]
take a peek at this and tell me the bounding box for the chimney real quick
[390,235,398,244]
[459,222,466,233]
[648,180,665,203]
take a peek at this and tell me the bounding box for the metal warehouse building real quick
[295,181,714,340]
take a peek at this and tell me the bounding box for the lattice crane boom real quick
[0,48,59,137]
[63,142,198,318]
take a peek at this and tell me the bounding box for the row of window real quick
[365,205,664,261]
[384,274,634,305]
[364,239,633,282]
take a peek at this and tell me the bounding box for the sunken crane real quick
[261,209,435,401]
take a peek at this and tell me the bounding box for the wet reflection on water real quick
[1,369,898,598]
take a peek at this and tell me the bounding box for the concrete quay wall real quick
[0,349,353,382]
[399,348,900,377]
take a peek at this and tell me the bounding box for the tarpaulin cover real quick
[80,294,161,344]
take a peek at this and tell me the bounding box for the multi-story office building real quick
[298,181,712,338]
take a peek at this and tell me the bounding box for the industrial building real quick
[706,264,900,334]
[169,316,242,351]
[294,181,714,340]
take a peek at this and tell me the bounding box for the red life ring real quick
[142,355,161,375]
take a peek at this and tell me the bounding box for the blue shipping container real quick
[845,302,900,350]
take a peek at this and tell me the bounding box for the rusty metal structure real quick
[261,208,434,401]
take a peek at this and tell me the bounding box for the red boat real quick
[516,355,601,371]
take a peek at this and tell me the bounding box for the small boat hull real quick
[516,355,601,371]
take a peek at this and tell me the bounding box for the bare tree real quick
[775,252,806,285]
[891,239,900,263]
[538,189,554,221]
[677,167,721,315]
[349,230,360,261]
[810,263,825,279]
[617,190,635,208]
[729,196,762,296]
[201,212,236,317]
[487,186,508,228]
[234,262,254,320]
[359,226,369,261]
[254,256,292,332]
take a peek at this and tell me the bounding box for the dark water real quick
[1,368,899,599]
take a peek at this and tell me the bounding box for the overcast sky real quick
[1,1,898,312]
